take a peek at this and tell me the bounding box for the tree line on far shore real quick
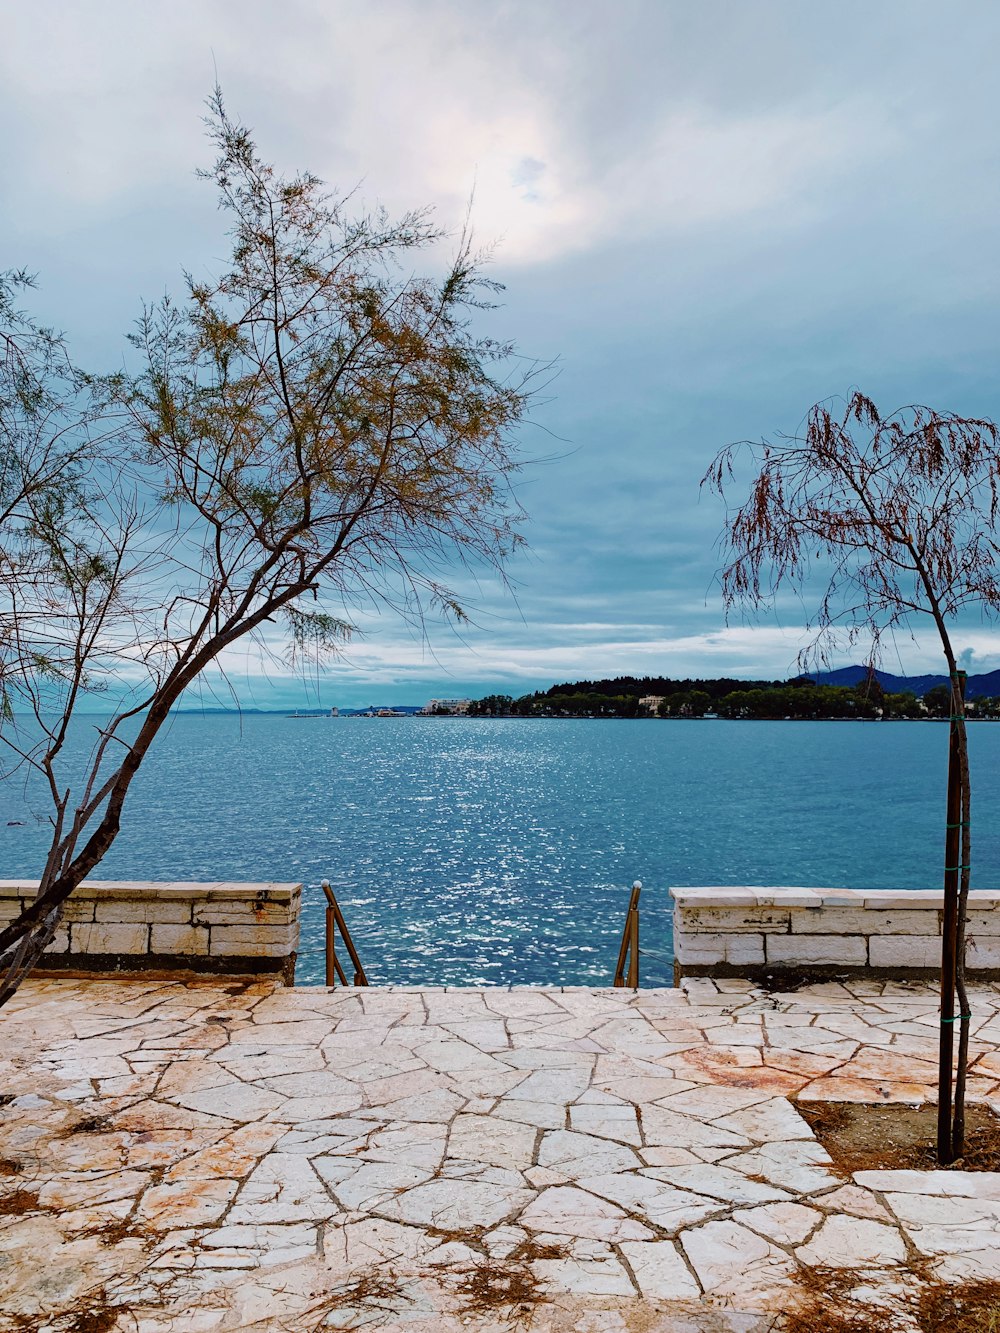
[463,676,1000,719]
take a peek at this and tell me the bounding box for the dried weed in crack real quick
[0,1188,42,1216]
[455,1239,567,1321]
[66,1115,114,1135]
[455,1260,544,1320]
[798,1102,854,1137]
[783,1266,906,1333]
[29,1290,126,1333]
[0,1159,23,1176]
[298,1271,410,1330]
[80,1218,152,1248]
[916,1278,1000,1332]
[425,1224,486,1245]
[785,1265,1000,1333]
[66,1307,121,1333]
[508,1239,567,1264]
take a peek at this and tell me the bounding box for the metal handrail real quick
[613,880,641,988]
[321,880,369,987]
[319,878,642,990]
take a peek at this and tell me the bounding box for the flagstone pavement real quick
[1,976,999,1332]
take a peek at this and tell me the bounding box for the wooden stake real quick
[937,671,965,1163]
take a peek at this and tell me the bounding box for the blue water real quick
[1,717,998,987]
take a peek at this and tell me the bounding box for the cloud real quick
[182,604,1000,707]
[6,1,1000,709]
[1,1,892,266]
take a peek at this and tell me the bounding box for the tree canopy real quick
[704,390,1000,1161]
[0,92,543,1004]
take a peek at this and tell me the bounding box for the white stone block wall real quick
[0,880,302,980]
[671,887,1000,980]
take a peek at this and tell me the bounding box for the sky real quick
[4,0,1000,708]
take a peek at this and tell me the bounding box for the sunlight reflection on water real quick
[1,715,997,987]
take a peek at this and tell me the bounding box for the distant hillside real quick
[810,666,1000,698]
[467,669,1000,720]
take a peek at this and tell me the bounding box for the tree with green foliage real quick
[0,91,542,1007]
[687,689,711,717]
[706,390,1000,1162]
[885,690,922,719]
[923,684,951,718]
[466,694,515,716]
[0,271,109,537]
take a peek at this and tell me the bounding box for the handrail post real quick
[614,881,642,988]
[325,902,335,988]
[322,879,368,988]
[626,906,639,989]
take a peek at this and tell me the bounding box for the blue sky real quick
[4,0,1000,709]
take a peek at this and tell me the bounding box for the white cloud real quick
[210,607,1000,686]
[5,1,1000,710]
[200,618,1000,699]
[0,2,892,264]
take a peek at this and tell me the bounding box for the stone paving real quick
[1,976,999,1331]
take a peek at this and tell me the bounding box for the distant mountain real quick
[809,665,1000,697]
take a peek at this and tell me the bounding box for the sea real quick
[1,715,998,988]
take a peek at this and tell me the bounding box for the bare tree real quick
[0,92,543,1007]
[704,391,1000,1162]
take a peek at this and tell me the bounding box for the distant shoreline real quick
[53,711,1000,723]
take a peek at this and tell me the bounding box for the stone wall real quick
[671,886,1000,981]
[0,880,302,981]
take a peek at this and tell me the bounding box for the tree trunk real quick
[938,669,969,1163]
[952,671,972,1160]
[0,905,60,1009]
